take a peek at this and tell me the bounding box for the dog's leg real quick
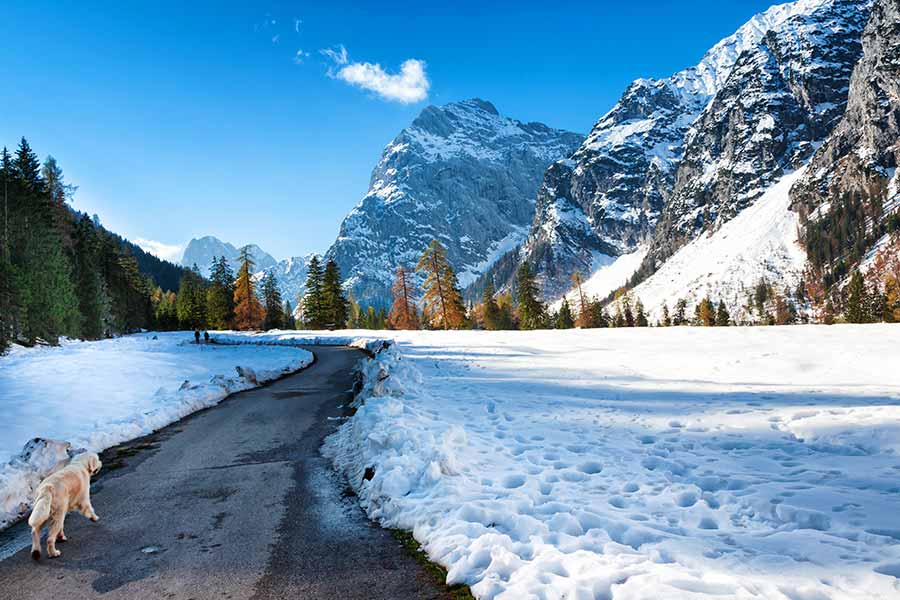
[57,513,68,542]
[30,525,42,560]
[79,494,99,522]
[46,518,62,558]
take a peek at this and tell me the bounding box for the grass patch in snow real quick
[391,529,475,600]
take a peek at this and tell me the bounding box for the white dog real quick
[29,452,102,560]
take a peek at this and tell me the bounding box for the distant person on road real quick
[203,330,210,344]
[194,329,200,344]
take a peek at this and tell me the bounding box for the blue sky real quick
[1,0,775,262]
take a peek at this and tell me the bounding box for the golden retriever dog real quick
[29,452,102,560]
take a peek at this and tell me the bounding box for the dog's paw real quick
[57,534,68,543]
[90,515,100,522]
[48,550,61,558]
[31,550,41,561]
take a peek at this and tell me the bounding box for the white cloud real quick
[293,49,310,65]
[293,18,302,33]
[135,239,184,263]
[320,45,430,104]
[320,44,349,66]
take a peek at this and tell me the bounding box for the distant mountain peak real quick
[181,236,276,277]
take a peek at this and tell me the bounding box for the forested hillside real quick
[0,138,193,350]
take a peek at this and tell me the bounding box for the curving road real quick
[0,346,448,600]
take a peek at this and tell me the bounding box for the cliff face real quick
[326,99,582,307]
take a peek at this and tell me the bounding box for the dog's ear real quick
[89,454,102,475]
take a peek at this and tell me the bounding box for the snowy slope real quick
[632,168,809,321]
[319,327,900,600]
[0,333,312,529]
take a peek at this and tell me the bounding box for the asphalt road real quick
[0,346,449,600]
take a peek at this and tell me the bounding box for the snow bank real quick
[323,326,900,599]
[0,332,312,530]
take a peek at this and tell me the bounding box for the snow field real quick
[320,326,900,599]
[0,332,312,529]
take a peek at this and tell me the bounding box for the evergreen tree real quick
[321,258,349,328]
[514,261,546,330]
[481,282,502,331]
[302,255,325,328]
[262,271,284,330]
[588,299,609,328]
[634,298,648,327]
[622,296,635,327]
[283,300,297,329]
[176,265,207,329]
[72,214,108,338]
[206,256,235,329]
[715,300,730,326]
[416,240,466,329]
[233,246,264,330]
[845,270,869,323]
[674,298,688,325]
[387,266,420,330]
[661,303,671,327]
[556,298,574,329]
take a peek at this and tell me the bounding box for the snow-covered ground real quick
[0,332,312,529]
[319,326,900,599]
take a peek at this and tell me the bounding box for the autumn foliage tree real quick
[416,240,466,329]
[387,266,420,330]
[233,246,264,330]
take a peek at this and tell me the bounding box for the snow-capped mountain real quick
[254,254,314,306]
[326,98,582,307]
[790,0,900,279]
[181,236,277,278]
[645,0,871,270]
[481,0,873,313]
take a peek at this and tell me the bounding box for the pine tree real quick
[845,271,869,323]
[72,214,108,338]
[283,300,297,329]
[233,246,264,330]
[661,303,671,327]
[262,271,284,330]
[206,256,235,329]
[481,282,502,331]
[176,265,207,329]
[416,240,466,329]
[387,266,420,330]
[514,261,546,330]
[556,298,574,329]
[674,298,687,325]
[715,300,730,326]
[321,258,348,328]
[634,298,648,327]
[302,255,325,329]
[622,296,635,327]
[0,148,13,350]
[588,299,609,328]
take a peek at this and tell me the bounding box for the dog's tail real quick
[29,490,52,560]
[29,490,52,530]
